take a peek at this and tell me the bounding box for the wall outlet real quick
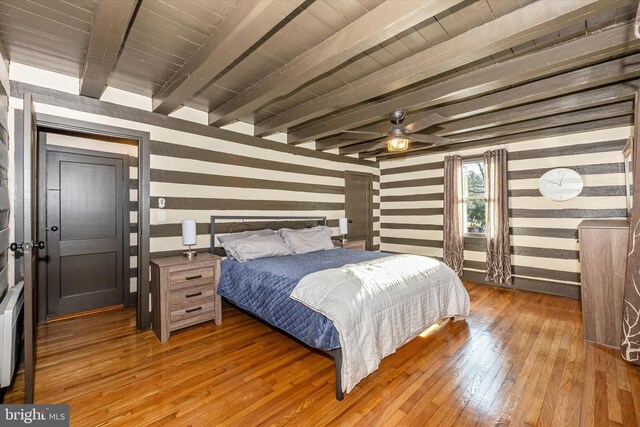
[158,197,166,208]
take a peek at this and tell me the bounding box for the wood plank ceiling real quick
[0,0,638,159]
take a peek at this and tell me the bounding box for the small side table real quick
[150,253,221,342]
[333,239,366,250]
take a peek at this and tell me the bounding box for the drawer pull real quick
[186,291,202,298]
[186,306,202,313]
[186,274,203,280]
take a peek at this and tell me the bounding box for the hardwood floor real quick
[5,282,640,426]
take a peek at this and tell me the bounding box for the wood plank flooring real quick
[4,282,640,426]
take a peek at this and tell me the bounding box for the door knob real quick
[49,226,59,232]
[9,241,45,252]
[348,219,353,223]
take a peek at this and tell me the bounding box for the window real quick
[462,159,486,235]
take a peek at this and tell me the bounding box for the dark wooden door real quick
[46,151,124,318]
[344,171,373,250]
[23,94,38,403]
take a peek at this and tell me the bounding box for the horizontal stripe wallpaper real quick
[379,126,631,296]
[7,79,381,293]
[4,65,631,301]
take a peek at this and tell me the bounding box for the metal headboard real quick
[210,215,328,254]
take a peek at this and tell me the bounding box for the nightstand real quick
[151,253,221,342]
[333,239,366,250]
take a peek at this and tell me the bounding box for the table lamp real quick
[182,219,197,258]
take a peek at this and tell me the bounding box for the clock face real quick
[538,168,583,201]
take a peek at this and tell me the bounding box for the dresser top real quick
[151,252,220,268]
[577,219,630,230]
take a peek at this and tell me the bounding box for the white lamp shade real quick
[339,218,348,235]
[182,220,197,246]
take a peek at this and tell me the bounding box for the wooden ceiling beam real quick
[371,116,633,159]
[435,101,633,143]
[404,56,640,137]
[152,0,304,115]
[320,52,640,152]
[357,102,633,158]
[356,93,640,158]
[79,0,139,99]
[434,81,640,138]
[255,0,626,138]
[207,0,462,127]
[297,21,640,146]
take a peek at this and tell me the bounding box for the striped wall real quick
[45,132,139,294]
[5,67,380,295]
[379,126,631,297]
[146,139,380,258]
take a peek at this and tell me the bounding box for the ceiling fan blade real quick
[360,150,382,159]
[335,136,371,141]
[321,131,383,143]
[365,137,388,152]
[340,130,386,137]
[405,113,449,133]
[409,133,450,145]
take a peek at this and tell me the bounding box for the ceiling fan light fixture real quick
[387,136,410,152]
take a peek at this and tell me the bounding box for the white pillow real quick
[221,234,292,262]
[217,228,274,244]
[278,226,334,254]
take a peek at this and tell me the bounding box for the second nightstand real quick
[151,253,221,342]
[333,239,366,250]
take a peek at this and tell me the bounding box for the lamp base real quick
[183,245,197,258]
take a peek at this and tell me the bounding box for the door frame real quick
[344,170,374,250]
[14,111,152,330]
[37,141,133,320]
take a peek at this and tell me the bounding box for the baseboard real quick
[462,270,581,299]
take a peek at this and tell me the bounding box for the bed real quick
[211,215,470,400]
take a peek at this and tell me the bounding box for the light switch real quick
[157,210,166,222]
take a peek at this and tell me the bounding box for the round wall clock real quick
[538,168,583,201]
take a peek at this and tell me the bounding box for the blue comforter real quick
[217,248,391,350]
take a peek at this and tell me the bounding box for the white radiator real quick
[0,282,24,388]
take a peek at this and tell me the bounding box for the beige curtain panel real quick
[443,155,464,276]
[484,149,512,286]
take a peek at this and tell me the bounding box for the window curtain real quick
[484,148,512,285]
[443,155,464,276]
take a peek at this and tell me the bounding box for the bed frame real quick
[209,215,345,400]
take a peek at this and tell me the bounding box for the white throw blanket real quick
[290,254,470,393]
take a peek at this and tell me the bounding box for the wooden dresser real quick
[578,219,629,348]
[151,253,221,342]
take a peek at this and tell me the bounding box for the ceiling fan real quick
[337,110,451,152]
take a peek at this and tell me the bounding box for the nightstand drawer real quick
[169,267,214,290]
[171,284,215,311]
[170,302,216,326]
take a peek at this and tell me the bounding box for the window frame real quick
[461,157,487,238]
